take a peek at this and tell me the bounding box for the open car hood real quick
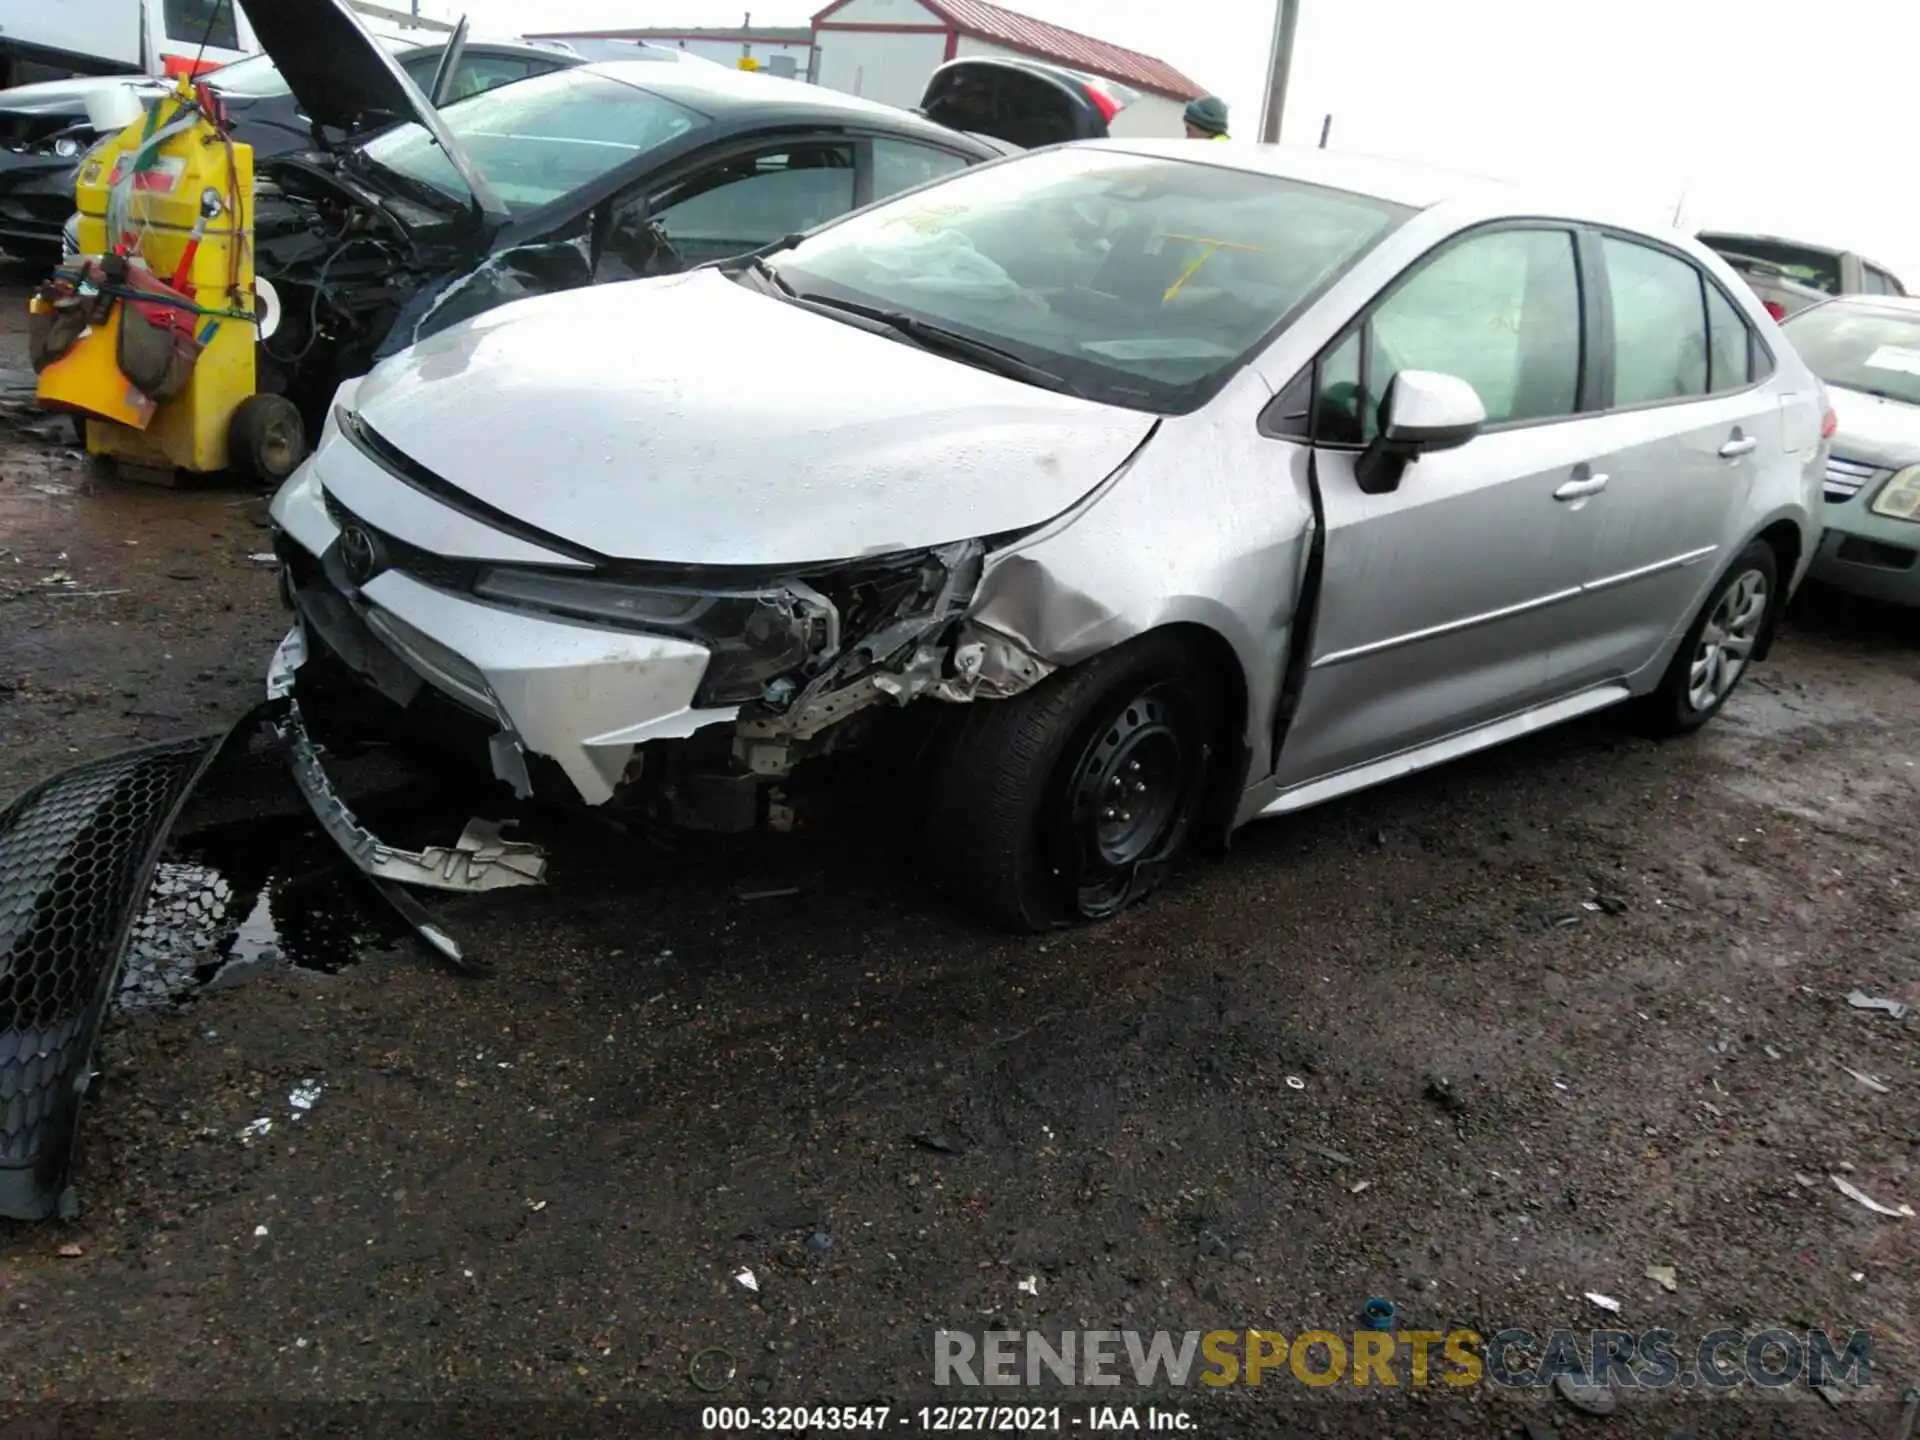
[234,0,506,224]
[918,57,1135,150]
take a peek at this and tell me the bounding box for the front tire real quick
[927,634,1216,932]
[1641,538,1777,736]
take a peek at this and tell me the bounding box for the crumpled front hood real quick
[1829,385,1920,470]
[347,269,1158,567]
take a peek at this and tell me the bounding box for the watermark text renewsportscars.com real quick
[935,1327,1872,1391]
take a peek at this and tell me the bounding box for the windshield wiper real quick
[795,293,1083,397]
[731,253,795,296]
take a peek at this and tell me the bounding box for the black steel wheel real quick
[1056,681,1204,918]
[928,633,1217,932]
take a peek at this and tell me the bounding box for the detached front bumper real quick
[269,459,740,804]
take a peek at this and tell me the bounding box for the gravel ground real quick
[1,272,1917,1438]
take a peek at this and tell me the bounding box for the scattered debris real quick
[1831,1174,1914,1218]
[1795,1173,1819,1188]
[1553,1373,1619,1416]
[687,1347,738,1393]
[1298,1144,1356,1166]
[1017,1275,1040,1297]
[1645,1265,1678,1293]
[1892,1381,1920,1440]
[1847,990,1910,1019]
[737,887,803,902]
[253,1225,269,1238]
[1422,1075,1465,1112]
[1816,1384,1846,1409]
[238,1118,273,1144]
[247,552,278,565]
[732,1267,760,1294]
[1844,1067,1891,1095]
[527,1199,547,1213]
[1591,894,1628,915]
[288,1080,322,1114]
[1764,1045,1782,1060]
[1359,1298,1396,1331]
[1349,1180,1371,1195]
[804,1231,833,1257]
[1585,1291,1622,1315]
[56,1242,82,1258]
[30,482,73,497]
[909,1132,966,1156]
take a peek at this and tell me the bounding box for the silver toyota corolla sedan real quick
[266,141,1828,931]
[1779,294,1920,606]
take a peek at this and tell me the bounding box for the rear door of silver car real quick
[1547,234,1779,691]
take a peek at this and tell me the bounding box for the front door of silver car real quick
[1261,223,1609,792]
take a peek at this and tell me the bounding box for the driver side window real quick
[1364,227,1582,437]
[597,143,857,281]
[1276,227,1583,446]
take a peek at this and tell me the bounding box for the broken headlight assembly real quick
[472,568,837,706]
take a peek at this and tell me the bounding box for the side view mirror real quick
[1354,370,1486,495]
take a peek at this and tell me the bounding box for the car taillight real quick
[1822,408,1838,439]
[1763,300,1786,321]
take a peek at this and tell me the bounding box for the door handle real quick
[1719,436,1758,458]
[1554,474,1609,501]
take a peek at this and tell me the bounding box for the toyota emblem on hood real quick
[336,523,384,586]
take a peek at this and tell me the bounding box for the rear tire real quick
[1640,538,1777,736]
[926,633,1217,932]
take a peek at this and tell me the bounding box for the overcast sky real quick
[426,0,1919,283]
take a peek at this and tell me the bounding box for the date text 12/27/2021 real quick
[701,1406,1198,1431]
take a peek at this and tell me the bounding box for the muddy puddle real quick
[116,813,406,1012]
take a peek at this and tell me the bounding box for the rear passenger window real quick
[1704,281,1753,392]
[870,138,970,201]
[1604,237,1708,406]
[1362,227,1582,434]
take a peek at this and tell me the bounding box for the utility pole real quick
[1317,113,1331,148]
[1258,0,1300,144]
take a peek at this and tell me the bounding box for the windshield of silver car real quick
[1784,302,1920,408]
[768,147,1409,413]
[356,69,711,214]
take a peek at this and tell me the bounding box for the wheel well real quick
[1133,621,1250,852]
[1752,519,1802,661]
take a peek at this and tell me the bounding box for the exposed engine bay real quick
[252,157,482,418]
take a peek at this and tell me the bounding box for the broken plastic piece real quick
[1645,1264,1678,1293]
[1846,990,1909,1019]
[1831,1174,1914,1218]
[1843,1067,1891,1095]
[733,1267,760,1293]
[1585,1291,1622,1314]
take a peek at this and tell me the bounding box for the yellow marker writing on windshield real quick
[1159,233,1277,302]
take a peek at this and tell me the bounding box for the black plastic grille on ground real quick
[0,734,226,1221]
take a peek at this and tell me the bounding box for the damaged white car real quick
[267,141,1825,930]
